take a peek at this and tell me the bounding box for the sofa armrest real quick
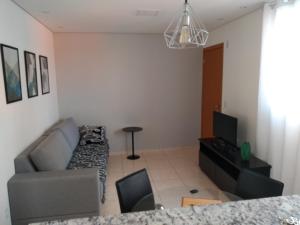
[8,168,101,224]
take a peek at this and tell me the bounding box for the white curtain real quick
[256,0,300,194]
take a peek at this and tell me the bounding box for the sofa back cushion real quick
[30,131,72,171]
[43,119,63,136]
[49,118,79,151]
[14,136,47,173]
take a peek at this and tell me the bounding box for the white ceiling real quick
[12,0,267,33]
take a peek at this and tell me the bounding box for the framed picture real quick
[24,51,38,98]
[0,44,22,104]
[39,55,50,94]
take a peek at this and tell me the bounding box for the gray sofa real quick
[7,118,109,225]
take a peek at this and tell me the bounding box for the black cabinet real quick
[199,138,271,193]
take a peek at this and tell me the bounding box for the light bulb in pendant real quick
[179,25,191,44]
[179,8,191,45]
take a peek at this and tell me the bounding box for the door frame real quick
[201,43,224,138]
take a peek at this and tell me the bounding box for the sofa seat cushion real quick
[30,131,73,171]
[52,118,80,151]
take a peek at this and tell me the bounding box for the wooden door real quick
[201,43,224,138]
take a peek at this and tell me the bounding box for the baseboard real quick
[109,145,197,156]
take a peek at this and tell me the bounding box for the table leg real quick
[127,131,140,160]
[132,131,135,156]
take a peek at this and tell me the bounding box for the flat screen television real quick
[213,111,237,145]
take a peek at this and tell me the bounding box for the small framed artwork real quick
[39,55,50,94]
[0,44,22,104]
[24,51,38,98]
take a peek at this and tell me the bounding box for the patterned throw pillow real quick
[79,125,106,146]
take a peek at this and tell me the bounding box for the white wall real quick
[0,1,59,224]
[207,9,263,149]
[54,33,202,152]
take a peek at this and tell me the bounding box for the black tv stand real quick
[199,138,271,193]
[210,138,238,153]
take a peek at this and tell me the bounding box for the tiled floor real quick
[102,147,226,216]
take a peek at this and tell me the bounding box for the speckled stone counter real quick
[31,195,300,225]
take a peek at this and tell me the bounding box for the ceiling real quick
[12,0,267,33]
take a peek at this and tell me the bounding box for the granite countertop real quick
[32,195,300,225]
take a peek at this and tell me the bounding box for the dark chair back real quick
[115,169,155,213]
[236,169,284,199]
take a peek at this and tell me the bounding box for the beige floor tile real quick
[106,171,124,186]
[106,185,119,201]
[144,154,167,161]
[104,147,222,215]
[122,167,138,176]
[159,186,188,209]
[142,151,167,161]
[168,157,197,168]
[181,176,217,189]
[174,165,204,179]
[148,173,156,185]
[123,158,148,172]
[146,159,172,170]
[159,185,224,209]
[109,155,123,164]
[107,170,124,179]
[107,155,123,173]
[102,200,120,216]
[183,188,229,203]
[164,148,186,154]
[152,189,162,205]
[107,164,123,173]
[122,162,135,172]
[160,197,181,209]
[122,160,151,183]
[148,168,179,182]
[153,178,184,191]
[166,151,188,160]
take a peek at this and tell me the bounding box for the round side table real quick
[123,127,143,160]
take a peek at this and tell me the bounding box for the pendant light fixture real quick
[164,0,208,49]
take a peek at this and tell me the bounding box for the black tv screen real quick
[213,111,237,145]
